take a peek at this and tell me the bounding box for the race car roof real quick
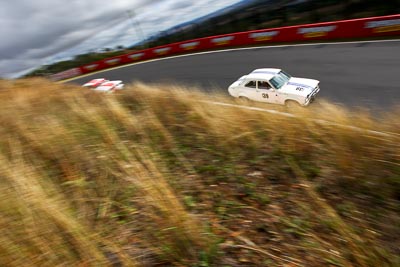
[83,78,107,86]
[87,78,106,83]
[88,78,106,82]
[100,80,122,86]
[243,68,281,81]
[250,68,281,75]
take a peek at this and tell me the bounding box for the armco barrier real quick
[54,14,400,80]
[51,68,82,81]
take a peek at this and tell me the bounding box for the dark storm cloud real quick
[1,0,134,59]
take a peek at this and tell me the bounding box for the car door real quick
[241,80,260,101]
[256,81,277,104]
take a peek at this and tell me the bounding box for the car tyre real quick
[238,96,251,105]
[285,100,301,110]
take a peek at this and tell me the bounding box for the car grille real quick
[312,86,320,96]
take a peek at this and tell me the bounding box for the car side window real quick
[245,81,256,88]
[258,81,272,90]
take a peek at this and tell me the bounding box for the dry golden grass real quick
[0,78,399,266]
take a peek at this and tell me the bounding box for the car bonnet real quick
[280,77,319,97]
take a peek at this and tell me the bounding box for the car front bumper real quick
[304,86,320,105]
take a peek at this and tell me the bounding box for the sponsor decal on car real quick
[153,47,171,55]
[297,25,336,38]
[105,58,121,65]
[128,52,144,60]
[180,41,200,50]
[365,19,400,33]
[249,31,279,41]
[211,36,234,46]
[84,64,99,71]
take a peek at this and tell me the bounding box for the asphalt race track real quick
[70,40,400,109]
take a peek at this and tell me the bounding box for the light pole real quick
[127,10,146,49]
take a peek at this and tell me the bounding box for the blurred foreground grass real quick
[0,79,399,266]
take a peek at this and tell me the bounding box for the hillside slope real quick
[0,79,399,266]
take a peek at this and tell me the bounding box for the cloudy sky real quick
[0,0,243,78]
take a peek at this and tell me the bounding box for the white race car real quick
[82,79,124,92]
[228,68,320,106]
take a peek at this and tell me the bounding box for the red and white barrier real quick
[54,15,400,80]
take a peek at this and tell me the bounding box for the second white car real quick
[82,78,125,92]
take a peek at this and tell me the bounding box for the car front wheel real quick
[285,100,301,109]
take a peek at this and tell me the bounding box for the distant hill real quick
[133,0,399,49]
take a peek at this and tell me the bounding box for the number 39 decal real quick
[262,93,268,98]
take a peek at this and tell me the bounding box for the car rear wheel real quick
[238,96,250,105]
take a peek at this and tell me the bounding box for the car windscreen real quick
[280,71,292,80]
[269,71,291,89]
